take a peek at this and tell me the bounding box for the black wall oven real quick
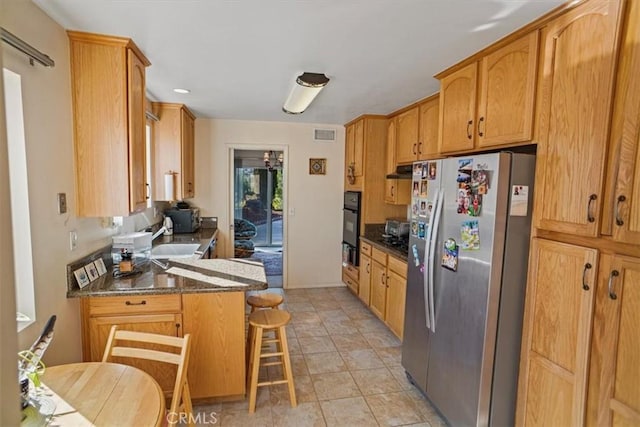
[342,191,361,266]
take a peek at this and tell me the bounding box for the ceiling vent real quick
[313,128,336,142]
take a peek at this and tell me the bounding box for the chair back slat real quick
[110,346,182,365]
[114,330,185,348]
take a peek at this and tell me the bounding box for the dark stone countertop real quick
[66,228,266,298]
[361,224,409,261]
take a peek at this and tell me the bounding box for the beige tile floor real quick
[190,286,446,427]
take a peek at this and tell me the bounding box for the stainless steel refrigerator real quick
[401,152,535,427]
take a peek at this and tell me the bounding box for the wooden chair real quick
[102,326,194,427]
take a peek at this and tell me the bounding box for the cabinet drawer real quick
[342,271,359,294]
[360,241,372,257]
[388,255,408,278]
[372,247,388,265]
[88,294,182,316]
[343,264,359,281]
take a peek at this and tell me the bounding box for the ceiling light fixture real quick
[282,72,330,114]
[173,88,190,94]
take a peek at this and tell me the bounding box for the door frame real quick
[228,144,288,288]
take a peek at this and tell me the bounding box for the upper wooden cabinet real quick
[385,117,410,205]
[152,103,196,200]
[602,0,640,245]
[517,238,598,427]
[534,0,623,237]
[437,31,538,154]
[395,94,440,164]
[68,31,151,217]
[345,119,364,190]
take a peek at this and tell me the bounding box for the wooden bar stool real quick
[247,293,284,312]
[246,309,296,413]
[245,293,285,370]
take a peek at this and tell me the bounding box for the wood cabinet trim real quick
[67,30,150,66]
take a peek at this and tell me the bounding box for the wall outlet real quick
[69,230,78,251]
[57,193,67,214]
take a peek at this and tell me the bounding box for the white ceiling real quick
[34,0,565,125]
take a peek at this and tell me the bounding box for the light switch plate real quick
[57,193,67,214]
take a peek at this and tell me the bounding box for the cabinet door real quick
[589,255,640,427]
[182,292,245,398]
[604,0,640,245]
[418,96,440,160]
[477,31,538,147]
[396,106,419,164]
[534,1,622,236]
[181,110,195,198]
[384,269,406,339]
[438,62,477,153]
[370,261,387,320]
[359,255,372,305]
[516,239,598,426]
[89,313,182,394]
[385,118,399,204]
[353,119,364,177]
[127,49,148,212]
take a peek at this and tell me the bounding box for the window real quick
[3,68,36,331]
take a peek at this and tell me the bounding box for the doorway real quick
[231,148,285,288]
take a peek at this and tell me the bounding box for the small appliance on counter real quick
[164,207,201,233]
[384,218,410,238]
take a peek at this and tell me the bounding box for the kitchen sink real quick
[150,243,201,259]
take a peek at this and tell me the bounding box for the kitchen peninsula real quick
[66,230,267,400]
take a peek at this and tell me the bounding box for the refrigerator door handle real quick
[428,189,445,332]
[423,190,440,330]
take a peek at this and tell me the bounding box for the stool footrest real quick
[262,361,283,367]
[260,352,284,358]
[258,379,288,387]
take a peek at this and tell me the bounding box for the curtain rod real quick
[1,27,55,67]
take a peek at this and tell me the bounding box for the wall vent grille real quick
[313,128,336,142]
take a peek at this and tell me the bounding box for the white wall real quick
[191,119,345,288]
[0,31,21,425]
[2,0,159,365]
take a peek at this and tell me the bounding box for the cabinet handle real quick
[175,323,181,337]
[608,270,620,300]
[391,186,395,197]
[418,142,423,154]
[466,120,473,139]
[381,272,385,284]
[478,117,485,137]
[125,300,147,306]
[412,143,417,155]
[582,263,592,291]
[615,195,626,226]
[145,183,150,200]
[587,194,597,223]
[366,263,370,274]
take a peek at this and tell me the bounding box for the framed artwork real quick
[73,267,91,288]
[309,158,327,175]
[94,258,108,276]
[85,262,100,281]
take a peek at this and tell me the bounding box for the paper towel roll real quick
[164,172,176,201]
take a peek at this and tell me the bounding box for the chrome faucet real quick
[151,226,168,241]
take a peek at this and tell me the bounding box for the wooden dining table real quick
[35,362,165,426]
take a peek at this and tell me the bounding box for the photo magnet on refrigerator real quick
[441,238,459,272]
[412,244,420,267]
[460,220,480,250]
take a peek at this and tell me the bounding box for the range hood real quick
[386,164,413,179]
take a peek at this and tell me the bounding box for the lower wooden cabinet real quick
[588,254,640,426]
[82,291,246,399]
[369,259,387,319]
[356,242,407,340]
[359,254,372,305]
[516,239,598,426]
[342,264,359,295]
[88,312,182,393]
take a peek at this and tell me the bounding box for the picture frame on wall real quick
[309,158,327,175]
